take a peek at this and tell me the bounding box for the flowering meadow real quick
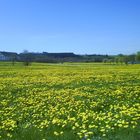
[0,63,140,140]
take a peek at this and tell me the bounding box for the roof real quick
[0,51,18,57]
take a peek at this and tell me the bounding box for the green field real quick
[0,62,140,140]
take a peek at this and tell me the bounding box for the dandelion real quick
[54,131,59,136]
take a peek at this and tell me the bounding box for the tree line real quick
[103,52,140,64]
[1,50,140,66]
[20,51,140,66]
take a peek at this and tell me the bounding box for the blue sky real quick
[0,0,140,54]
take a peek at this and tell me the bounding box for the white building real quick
[0,52,9,61]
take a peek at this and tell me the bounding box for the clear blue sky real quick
[0,0,140,54]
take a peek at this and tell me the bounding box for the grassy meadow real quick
[0,62,140,140]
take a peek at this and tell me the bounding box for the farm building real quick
[0,52,9,61]
[0,51,18,61]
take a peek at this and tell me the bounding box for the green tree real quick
[135,51,140,62]
[117,54,124,64]
[123,55,129,65]
[11,55,17,66]
[128,54,136,64]
[21,50,33,66]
